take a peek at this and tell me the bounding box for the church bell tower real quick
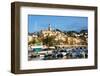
[48,24,52,31]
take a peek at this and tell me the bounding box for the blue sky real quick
[28,15,88,33]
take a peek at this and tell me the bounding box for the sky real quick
[28,15,88,33]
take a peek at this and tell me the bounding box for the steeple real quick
[48,24,52,31]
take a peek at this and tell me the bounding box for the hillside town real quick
[28,24,88,60]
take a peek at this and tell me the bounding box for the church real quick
[40,24,55,37]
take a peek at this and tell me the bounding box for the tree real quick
[43,35,56,47]
[80,29,88,33]
[55,29,62,32]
